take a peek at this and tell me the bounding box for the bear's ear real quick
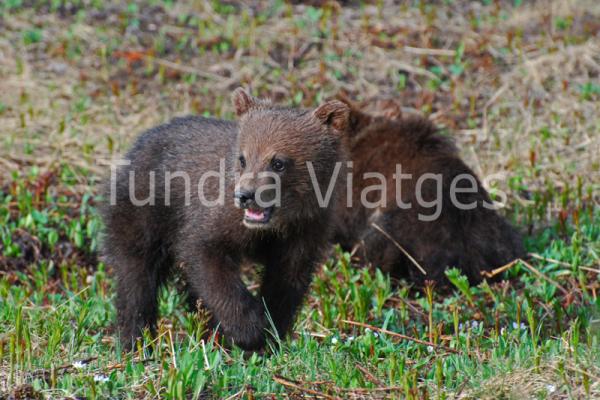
[334,94,372,134]
[232,88,259,116]
[377,98,402,120]
[312,100,350,132]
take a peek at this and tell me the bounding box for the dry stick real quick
[482,258,574,298]
[146,56,240,90]
[30,356,98,378]
[370,222,427,276]
[150,57,223,81]
[519,259,570,297]
[350,241,362,257]
[388,296,427,318]
[275,375,403,397]
[557,364,600,383]
[168,329,177,369]
[480,259,519,278]
[580,266,600,274]
[355,362,383,386]
[105,358,155,371]
[143,329,169,349]
[339,386,404,393]
[223,388,245,400]
[0,156,18,170]
[403,46,456,57]
[482,83,508,139]
[528,253,572,267]
[388,59,440,81]
[273,375,342,400]
[342,320,459,354]
[530,253,600,273]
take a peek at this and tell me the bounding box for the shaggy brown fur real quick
[101,89,349,351]
[333,99,524,284]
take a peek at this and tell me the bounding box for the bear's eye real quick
[239,155,246,169]
[271,158,285,172]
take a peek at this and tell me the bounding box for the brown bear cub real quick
[101,89,350,351]
[333,99,524,284]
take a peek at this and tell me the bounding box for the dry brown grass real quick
[456,362,600,399]
[0,1,598,210]
[1,1,598,199]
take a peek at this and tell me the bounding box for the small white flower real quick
[373,332,379,338]
[331,337,338,344]
[94,374,109,383]
[427,346,434,353]
[72,361,85,370]
[546,384,556,393]
[500,327,506,335]
[365,327,372,333]
[458,323,464,331]
[471,320,479,329]
[346,336,355,343]
[512,322,527,330]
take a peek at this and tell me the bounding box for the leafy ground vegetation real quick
[1,0,599,398]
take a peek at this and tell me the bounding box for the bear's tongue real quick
[245,209,265,221]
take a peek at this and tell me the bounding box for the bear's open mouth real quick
[243,206,273,225]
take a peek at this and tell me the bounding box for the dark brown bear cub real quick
[334,99,524,284]
[102,88,349,351]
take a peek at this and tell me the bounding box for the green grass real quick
[0,167,598,399]
[1,0,599,398]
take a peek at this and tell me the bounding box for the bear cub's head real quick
[231,88,349,230]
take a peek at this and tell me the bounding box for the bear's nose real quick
[234,190,255,209]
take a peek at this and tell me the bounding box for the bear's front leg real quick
[182,247,269,351]
[260,245,320,340]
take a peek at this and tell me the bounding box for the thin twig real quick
[387,296,428,318]
[388,60,440,80]
[580,266,600,274]
[342,319,459,353]
[371,222,427,275]
[339,386,404,393]
[150,57,224,81]
[355,362,383,386]
[519,259,570,296]
[273,375,341,400]
[30,357,98,378]
[168,329,177,369]
[224,388,245,400]
[480,259,519,278]
[403,46,456,57]
[105,358,155,371]
[528,253,572,267]
[557,363,600,383]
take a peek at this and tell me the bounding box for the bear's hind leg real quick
[114,249,166,351]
